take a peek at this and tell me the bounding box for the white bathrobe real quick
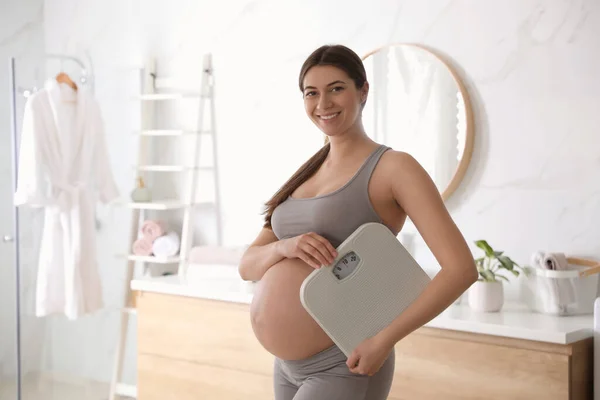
[14,79,119,320]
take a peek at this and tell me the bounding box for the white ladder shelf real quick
[109,54,223,399]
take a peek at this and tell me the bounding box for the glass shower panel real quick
[0,57,20,400]
[7,56,117,400]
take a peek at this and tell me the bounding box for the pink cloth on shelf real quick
[140,220,166,241]
[132,237,153,256]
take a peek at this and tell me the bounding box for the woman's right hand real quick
[278,232,338,269]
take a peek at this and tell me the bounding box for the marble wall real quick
[6,0,600,387]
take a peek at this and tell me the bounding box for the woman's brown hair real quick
[262,44,368,229]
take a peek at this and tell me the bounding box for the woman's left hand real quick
[346,334,394,376]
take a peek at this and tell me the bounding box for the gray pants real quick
[273,344,395,400]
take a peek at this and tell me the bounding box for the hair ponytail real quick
[262,142,330,228]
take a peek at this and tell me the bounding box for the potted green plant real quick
[468,240,525,312]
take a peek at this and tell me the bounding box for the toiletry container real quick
[131,177,152,202]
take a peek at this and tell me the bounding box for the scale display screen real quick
[332,251,361,280]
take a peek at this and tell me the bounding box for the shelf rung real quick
[122,307,137,315]
[116,200,216,210]
[136,93,205,100]
[115,383,137,398]
[154,77,205,92]
[134,129,211,136]
[120,200,188,210]
[125,254,182,264]
[135,165,213,172]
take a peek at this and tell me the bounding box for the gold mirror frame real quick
[359,43,475,201]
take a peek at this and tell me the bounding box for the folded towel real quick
[533,251,575,311]
[152,231,180,259]
[132,237,153,256]
[140,220,166,241]
[542,252,569,271]
[531,251,545,269]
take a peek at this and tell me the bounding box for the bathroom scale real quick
[300,222,432,357]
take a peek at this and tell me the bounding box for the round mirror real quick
[361,43,474,201]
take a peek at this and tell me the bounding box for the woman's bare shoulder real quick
[378,149,424,179]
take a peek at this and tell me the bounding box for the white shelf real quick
[134,129,210,136]
[154,77,204,92]
[131,274,255,305]
[126,254,182,264]
[135,165,213,172]
[114,199,215,210]
[123,200,188,210]
[136,93,204,100]
[115,383,137,398]
[121,307,137,315]
[111,55,220,400]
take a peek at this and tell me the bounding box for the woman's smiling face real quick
[302,65,368,138]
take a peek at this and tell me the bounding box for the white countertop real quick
[131,271,593,345]
[427,301,592,344]
[131,273,255,305]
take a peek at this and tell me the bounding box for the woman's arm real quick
[238,228,285,281]
[238,228,338,281]
[378,151,478,347]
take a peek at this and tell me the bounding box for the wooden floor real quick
[0,373,116,400]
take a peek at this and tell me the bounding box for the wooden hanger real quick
[56,72,77,91]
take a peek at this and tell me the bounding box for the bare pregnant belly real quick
[250,258,334,360]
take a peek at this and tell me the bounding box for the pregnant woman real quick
[238,44,477,400]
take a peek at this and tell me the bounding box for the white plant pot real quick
[468,280,504,312]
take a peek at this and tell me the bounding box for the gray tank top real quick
[271,144,391,248]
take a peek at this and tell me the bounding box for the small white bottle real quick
[131,176,152,202]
